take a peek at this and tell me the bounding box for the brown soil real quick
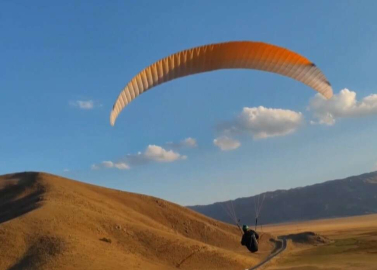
[0,172,273,270]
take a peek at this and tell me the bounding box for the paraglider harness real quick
[221,194,265,253]
[240,224,259,253]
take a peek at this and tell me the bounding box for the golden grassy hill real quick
[0,172,274,270]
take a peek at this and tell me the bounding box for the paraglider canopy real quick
[110,41,333,126]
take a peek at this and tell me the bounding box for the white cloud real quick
[166,137,198,149]
[213,136,241,151]
[91,164,99,170]
[114,162,130,170]
[91,145,185,170]
[309,89,377,125]
[182,138,197,148]
[91,161,130,170]
[144,145,186,162]
[219,106,303,139]
[63,169,70,172]
[102,161,115,168]
[69,100,98,110]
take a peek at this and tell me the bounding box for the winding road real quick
[247,237,287,270]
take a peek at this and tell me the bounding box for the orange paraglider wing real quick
[111,41,332,126]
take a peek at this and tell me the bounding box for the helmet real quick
[242,225,249,232]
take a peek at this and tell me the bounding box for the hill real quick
[189,171,377,226]
[0,172,274,270]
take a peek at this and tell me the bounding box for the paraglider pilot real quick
[241,225,259,253]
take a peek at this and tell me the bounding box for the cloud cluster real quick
[212,89,377,152]
[238,106,303,139]
[166,137,198,149]
[213,136,241,151]
[214,106,303,151]
[219,106,303,139]
[92,145,186,170]
[309,89,377,125]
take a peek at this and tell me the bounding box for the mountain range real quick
[189,171,377,226]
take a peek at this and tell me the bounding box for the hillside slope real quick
[0,172,273,270]
[189,171,377,225]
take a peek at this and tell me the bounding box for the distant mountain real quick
[188,171,377,226]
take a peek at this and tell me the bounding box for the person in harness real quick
[241,225,259,253]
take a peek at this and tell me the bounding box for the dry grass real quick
[264,214,377,270]
[2,172,375,269]
[0,172,275,270]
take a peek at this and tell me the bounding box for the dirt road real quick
[248,238,287,270]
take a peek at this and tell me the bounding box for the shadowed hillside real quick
[189,171,377,226]
[0,172,274,270]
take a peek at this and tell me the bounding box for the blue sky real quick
[2,1,377,205]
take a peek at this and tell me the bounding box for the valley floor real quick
[264,214,377,270]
